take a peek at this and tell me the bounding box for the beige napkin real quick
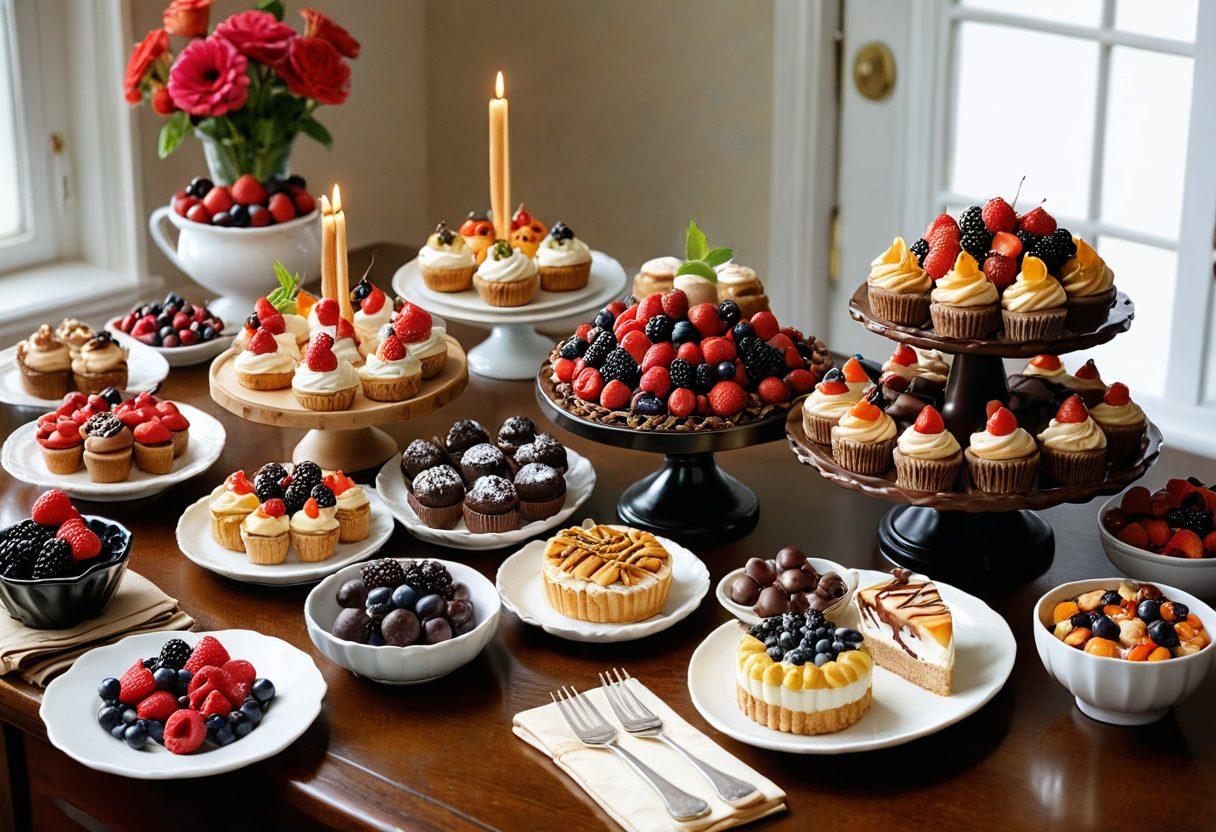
[0,570,194,686]
[514,679,786,832]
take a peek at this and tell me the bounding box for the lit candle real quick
[320,194,336,302]
[331,184,354,323]
[488,70,510,240]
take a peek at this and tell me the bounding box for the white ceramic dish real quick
[305,558,500,684]
[715,558,859,626]
[1,403,225,501]
[1033,578,1216,725]
[495,526,711,643]
[1098,491,1216,599]
[176,487,394,586]
[40,629,326,779]
[106,316,236,368]
[0,341,171,409]
[686,568,1015,754]
[374,448,596,551]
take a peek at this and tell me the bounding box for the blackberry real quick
[310,483,337,509]
[600,349,640,387]
[1016,229,1041,261]
[1,519,53,547]
[742,340,782,383]
[960,227,993,262]
[694,362,717,394]
[909,237,929,267]
[31,538,71,579]
[157,638,191,670]
[402,559,454,599]
[582,331,614,369]
[283,480,312,515]
[716,300,741,329]
[256,462,288,483]
[292,461,322,487]
[669,358,694,390]
[559,337,588,360]
[361,558,406,591]
[0,536,40,579]
[1166,508,1212,537]
[1035,228,1076,273]
[644,314,674,343]
[959,205,986,236]
[254,473,284,503]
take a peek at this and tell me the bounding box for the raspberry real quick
[230,174,268,206]
[599,379,632,411]
[553,357,575,382]
[924,213,959,240]
[688,304,723,337]
[55,517,101,561]
[757,377,790,404]
[574,367,604,402]
[136,690,178,722]
[982,197,1016,233]
[314,298,340,327]
[164,709,207,755]
[637,294,664,324]
[676,342,703,365]
[305,333,338,372]
[119,660,157,705]
[222,659,257,686]
[30,489,76,527]
[1019,206,1056,236]
[749,311,779,341]
[982,254,1017,291]
[613,319,644,340]
[1055,394,1088,424]
[200,689,232,719]
[620,330,652,364]
[641,342,676,372]
[708,381,747,417]
[986,406,1017,436]
[701,337,735,366]
[184,635,231,674]
[661,289,689,320]
[639,367,671,399]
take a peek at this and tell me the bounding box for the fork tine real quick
[605,668,645,721]
[553,689,586,734]
[598,672,632,723]
[572,685,613,728]
[564,686,598,729]
[613,668,654,719]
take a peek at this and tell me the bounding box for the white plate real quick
[40,629,326,779]
[687,569,1016,754]
[106,317,236,368]
[495,526,711,642]
[176,487,395,586]
[715,558,860,625]
[1,403,226,501]
[0,341,171,409]
[374,449,596,551]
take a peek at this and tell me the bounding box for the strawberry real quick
[641,342,676,372]
[599,379,632,411]
[606,301,627,317]
[676,342,703,365]
[202,186,233,216]
[56,518,101,561]
[924,213,959,240]
[637,294,665,324]
[708,381,747,417]
[136,690,179,722]
[695,394,712,416]
[614,319,644,340]
[248,328,278,354]
[986,406,1017,436]
[1117,522,1149,549]
[200,689,232,719]
[393,303,433,343]
[573,367,604,403]
[888,344,916,366]
[304,497,320,519]
[164,709,207,755]
[1120,486,1152,518]
[314,298,340,327]
[268,192,297,224]
[986,399,1003,417]
[990,231,1022,259]
[701,337,735,366]
[848,399,883,422]
[982,254,1017,291]
[914,405,945,434]
[174,196,201,218]
[362,287,386,314]
[767,333,795,353]
[1205,530,1216,556]
[222,659,257,686]
[749,311,779,341]
[31,490,76,527]
[614,305,638,327]
[1163,529,1204,559]
[1055,394,1088,424]
[293,191,316,215]
[1019,206,1056,236]
[1165,478,1196,503]
[667,388,695,417]
[1143,519,1171,548]
[783,347,804,370]
[186,203,211,224]
[688,304,724,337]
[661,289,689,320]
[553,357,575,382]
[575,323,593,341]
[785,369,816,394]
[119,661,157,705]
[376,334,405,361]
[336,317,357,340]
[733,360,747,385]
[639,367,671,399]
[923,240,959,280]
[1073,359,1101,381]
[620,330,652,364]
[305,334,338,372]
[1028,354,1062,372]
[982,197,1016,233]
[1104,382,1130,407]
[1151,492,1176,519]
[249,205,271,227]
[757,377,789,404]
[261,312,286,335]
[184,635,231,674]
[231,174,268,206]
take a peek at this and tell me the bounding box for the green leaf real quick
[157,111,189,159]
[299,117,333,149]
[676,261,718,281]
[268,261,301,312]
[684,220,708,261]
[255,0,285,21]
[704,247,734,268]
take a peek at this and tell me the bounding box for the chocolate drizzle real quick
[857,569,950,659]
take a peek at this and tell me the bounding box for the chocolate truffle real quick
[444,419,489,461]
[462,475,520,533]
[401,439,447,483]
[497,415,537,457]
[460,443,509,485]
[514,462,566,522]
[514,434,567,472]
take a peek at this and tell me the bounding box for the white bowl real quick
[715,558,859,625]
[1098,492,1216,599]
[1033,578,1216,725]
[106,316,236,369]
[304,558,500,685]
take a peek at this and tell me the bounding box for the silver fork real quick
[551,686,711,821]
[600,668,758,804]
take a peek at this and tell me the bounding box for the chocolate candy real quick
[744,557,777,586]
[736,547,847,618]
[776,546,806,570]
[779,568,815,594]
[755,586,789,618]
[729,574,762,606]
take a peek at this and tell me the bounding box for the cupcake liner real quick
[360,373,421,402]
[830,435,895,475]
[929,303,1000,339]
[964,448,1040,495]
[72,367,128,395]
[1100,421,1147,469]
[421,265,475,292]
[210,511,248,552]
[1001,307,1067,342]
[41,444,83,475]
[17,356,70,399]
[539,262,591,292]
[292,386,358,412]
[893,449,962,492]
[1040,446,1107,486]
[290,528,339,562]
[521,493,567,523]
[802,410,836,446]
[240,530,289,565]
[474,274,538,307]
[336,503,371,543]
[406,490,463,530]
[236,369,295,391]
[133,441,174,475]
[1066,288,1116,333]
[417,350,447,380]
[462,504,521,534]
[868,286,931,327]
[82,449,132,483]
[542,567,671,623]
[171,430,189,458]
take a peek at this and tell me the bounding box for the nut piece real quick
[1064,627,1092,647]
[1076,590,1106,612]
[1117,617,1146,647]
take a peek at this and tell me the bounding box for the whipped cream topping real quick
[802,387,861,420]
[235,348,295,374]
[406,328,447,361]
[1060,238,1114,297]
[236,329,300,359]
[833,410,896,443]
[1002,256,1067,312]
[283,314,311,343]
[968,427,1037,460]
[932,252,999,307]
[716,263,762,287]
[638,256,681,278]
[72,339,128,374]
[1091,400,1145,428]
[476,247,537,283]
[913,348,950,381]
[869,237,931,294]
[354,304,392,340]
[359,350,421,380]
[1022,359,1067,379]
[290,507,339,533]
[536,235,591,267]
[18,325,70,372]
[897,424,960,460]
[292,359,359,395]
[242,511,289,536]
[1038,417,1107,452]
[420,235,476,270]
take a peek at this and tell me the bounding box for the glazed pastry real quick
[1060,237,1115,332]
[71,333,128,394]
[1038,394,1108,486]
[132,417,174,475]
[801,368,860,445]
[240,499,291,565]
[929,251,1000,338]
[462,474,520,533]
[400,439,447,487]
[867,237,931,326]
[632,256,680,299]
[830,399,897,475]
[514,433,567,473]
[358,333,421,402]
[514,462,566,522]
[210,470,260,551]
[81,412,133,483]
[458,443,510,486]
[496,415,537,462]
[420,222,477,292]
[854,568,953,696]
[323,470,371,543]
[390,303,447,379]
[542,524,672,623]
[893,406,961,493]
[292,334,359,412]
[474,240,539,307]
[235,328,296,390]
[407,464,465,529]
[289,497,340,562]
[716,263,770,319]
[1000,255,1067,341]
[156,400,191,457]
[55,318,94,358]
[351,278,393,350]
[1090,382,1146,468]
[458,212,496,265]
[965,405,1039,495]
[16,325,71,399]
[37,415,84,474]
[536,222,591,292]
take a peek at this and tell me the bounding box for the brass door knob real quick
[853,41,896,101]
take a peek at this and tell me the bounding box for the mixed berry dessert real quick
[172,174,316,228]
[1048,580,1210,660]
[331,559,476,647]
[1103,480,1216,559]
[0,490,126,580]
[114,293,225,349]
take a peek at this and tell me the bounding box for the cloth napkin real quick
[514,679,786,832]
[0,570,194,686]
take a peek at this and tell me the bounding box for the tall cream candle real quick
[320,194,336,303]
[488,70,510,240]
[332,185,354,323]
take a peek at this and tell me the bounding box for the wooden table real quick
[1,245,1214,831]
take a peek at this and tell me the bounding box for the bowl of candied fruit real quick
[1034,578,1215,725]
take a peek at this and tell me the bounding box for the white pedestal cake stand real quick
[392,251,627,380]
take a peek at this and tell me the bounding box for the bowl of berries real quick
[1099,480,1216,599]
[108,293,232,367]
[305,557,500,685]
[0,490,132,629]
[148,175,319,327]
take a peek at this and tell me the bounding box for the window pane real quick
[1100,48,1192,239]
[1115,0,1198,42]
[0,6,23,240]
[949,23,1097,217]
[960,0,1103,27]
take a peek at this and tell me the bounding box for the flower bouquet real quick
[125,0,360,183]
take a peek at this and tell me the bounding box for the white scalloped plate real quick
[0,341,170,409]
[106,317,236,368]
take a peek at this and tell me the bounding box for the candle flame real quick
[495,70,504,99]
[331,184,342,213]
[319,194,331,216]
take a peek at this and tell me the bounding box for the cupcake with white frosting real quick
[358,333,421,402]
[965,405,1039,495]
[893,406,961,492]
[323,470,371,543]
[292,333,359,412]
[474,240,538,307]
[536,222,592,292]
[1089,382,1146,468]
[419,222,476,292]
[289,496,340,562]
[389,302,448,379]
[801,368,861,445]
[240,500,291,565]
[234,328,296,390]
[1037,394,1107,485]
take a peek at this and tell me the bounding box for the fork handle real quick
[606,741,710,821]
[657,733,759,805]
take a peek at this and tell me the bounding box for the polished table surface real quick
[1,245,1214,831]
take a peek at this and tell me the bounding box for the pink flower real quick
[276,37,350,106]
[215,10,296,65]
[167,35,249,117]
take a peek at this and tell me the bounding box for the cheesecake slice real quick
[854,568,954,695]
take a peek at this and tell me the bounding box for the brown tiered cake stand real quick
[786,283,1159,581]
[209,336,468,472]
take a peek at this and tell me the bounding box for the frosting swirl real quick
[1038,417,1107,452]
[802,387,861,420]
[833,410,896,443]
[536,235,591,267]
[897,424,961,460]
[405,328,447,361]
[420,232,476,270]
[72,337,128,374]
[290,506,339,533]
[18,325,71,372]
[1090,401,1145,428]
[242,510,289,536]
[292,360,359,394]
[335,484,369,510]
[931,252,999,307]
[209,483,260,515]
[869,237,931,294]
[359,350,421,380]
[716,263,762,288]
[1002,255,1067,312]
[234,348,295,374]
[968,427,1037,460]
[476,247,537,283]
[1059,238,1114,297]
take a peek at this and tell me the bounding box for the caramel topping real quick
[543,525,669,588]
[857,570,953,650]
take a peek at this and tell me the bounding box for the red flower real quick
[124,29,170,103]
[300,8,360,59]
[215,10,296,65]
[276,36,350,106]
[162,0,211,39]
[168,35,250,117]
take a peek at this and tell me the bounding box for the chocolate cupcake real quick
[400,439,448,488]
[444,419,490,465]
[497,415,537,462]
[462,475,520,533]
[514,462,567,522]
[514,433,568,473]
[407,465,465,529]
[459,442,509,485]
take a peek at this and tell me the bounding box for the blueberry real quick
[831,640,846,653]
[717,300,741,328]
[813,653,831,667]
[230,204,250,227]
[763,635,778,648]
[814,626,829,640]
[178,695,190,708]
[815,638,832,654]
[1148,619,1179,648]
[1069,612,1091,630]
[153,667,177,691]
[672,321,699,344]
[145,719,164,745]
[234,716,254,738]
[716,361,735,380]
[110,722,128,739]
[787,649,810,666]
[366,586,393,607]
[98,705,123,731]
[391,584,418,612]
[251,678,275,703]
[767,646,783,661]
[593,309,615,330]
[415,594,446,621]
[777,631,796,650]
[98,677,120,701]
[121,708,138,725]
[1137,599,1161,623]
[240,701,263,725]
[733,322,754,341]
[835,628,862,643]
[214,725,235,746]
[1171,602,1190,620]
[1101,590,1122,606]
[634,392,666,416]
[201,326,217,340]
[177,669,193,693]
[1091,615,1119,640]
[188,176,213,198]
[211,211,234,228]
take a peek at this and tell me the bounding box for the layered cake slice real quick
[854,568,953,695]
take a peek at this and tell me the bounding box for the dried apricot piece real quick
[1127,644,1154,662]
[1148,647,1172,661]
[1053,601,1080,624]
[1083,637,1119,658]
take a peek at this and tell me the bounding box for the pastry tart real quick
[542,524,672,623]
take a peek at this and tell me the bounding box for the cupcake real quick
[156,401,191,457]
[358,334,422,402]
[307,299,364,367]
[1090,382,1146,468]
[444,419,490,466]
[474,240,539,307]
[55,318,94,358]
[459,443,510,485]
[462,475,520,533]
[400,439,447,489]
[132,417,174,475]
[1059,237,1115,332]
[514,434,568,473]
[867,237,932,326]
[1000,255,1067,341]
[458,212,496,265]
[289,497,340,562]
[830,399,897,475]
[497,415,537,463]
[912,348,951,385]
[419,222,477,292]
[509,204,547,257]
[1037,395,1108,486]
[1061,358,1108,407]
[351,278,394,350]
[632,256,681,299]
[37,416,84,474]
[16,325,71,399]
[536,222,592,292]
[81,413,133,483]
[965,405,1039,495]
[929,252,1000,338]
[292,334,359,412]
[240,499,291,565]
[407,465,465,529]
[672,273,718,309]
[323,471,371,543]
[715,263,770,319]
[71,333,128,394]
[893,406,962,492]
[801,369,861,445]
[391,303,448,379]
[234,328,296,390]
[514,462,566,522]
[209,471,260,551]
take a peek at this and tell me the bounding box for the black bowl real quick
[0,516,132,629]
